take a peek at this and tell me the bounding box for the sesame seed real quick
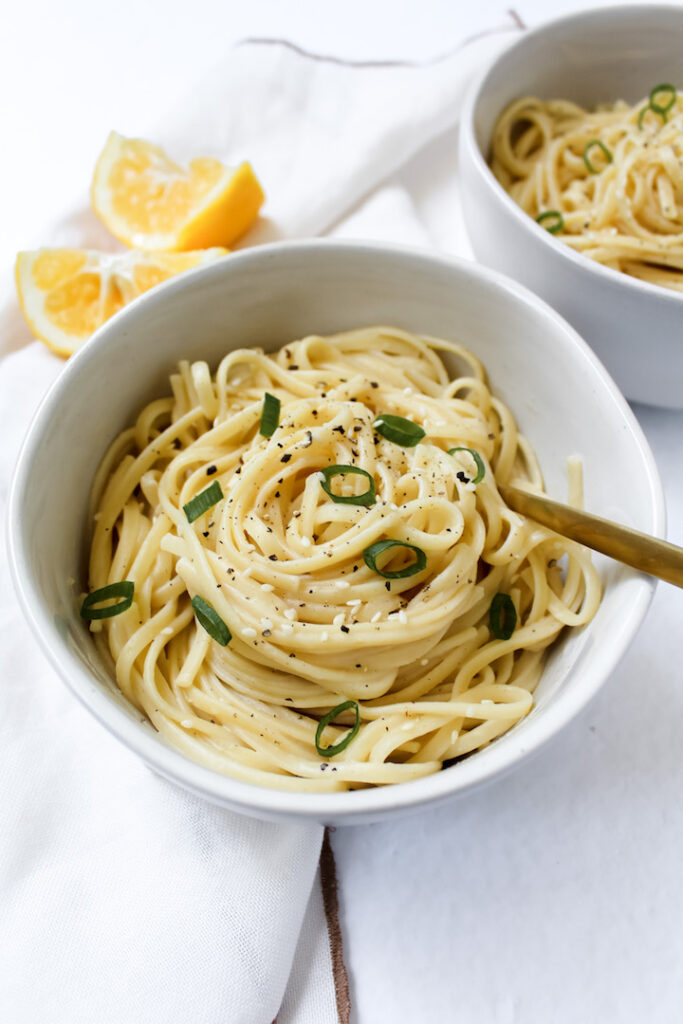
[281,623,294,633]
[336,580,350,589]
[371,611,382,623]
[284,608,297,621]
[333,613,345,626]
[260,583,274,592]
[320,631,329,643]
[346,599,361,606]
[261,618,273,630]
[241,627,257,638]
[398,610,408,624]
[301,536,311,547]
[181,719,195,728]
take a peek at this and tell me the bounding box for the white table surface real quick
[4,2,683,1022]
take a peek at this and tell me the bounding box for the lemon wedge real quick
[15,247,227,356]
[91,132,265,250]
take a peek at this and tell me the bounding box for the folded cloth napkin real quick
[0,21,519,1024]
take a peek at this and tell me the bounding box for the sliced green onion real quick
[583,139,612,174]
[536,210,564,234]
[191,595,231,646]
[315,700,360,757]
[183,480,223,523]
[373,414,425,447]
[363,539,427,579]
[639,85,677,129]
[649,82,677,117]
[80,581,134,620]
[448,446,485,485]
[489,592,517,640]
[260,392,281,438]
[637,105,658,130]
[319,465,376,506]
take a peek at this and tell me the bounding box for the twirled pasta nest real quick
[85,327,600,791]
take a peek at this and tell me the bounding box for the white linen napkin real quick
[0,21,519,1024]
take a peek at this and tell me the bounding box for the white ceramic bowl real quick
[459,4,683,409]
[7,240,663,824]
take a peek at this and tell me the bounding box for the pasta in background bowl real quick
[491,87,683,291]
[7,240,662,824]
[459,3,683,408]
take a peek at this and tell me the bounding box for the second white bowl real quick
[459,4,683,408]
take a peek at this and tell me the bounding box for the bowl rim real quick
[6,238,664,822]
[460,2,683,308]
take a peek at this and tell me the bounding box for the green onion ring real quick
[315,700,361,757]
[320,465,376,506]
[191,595,231,646]
[80,581,134,620]
[583,139,613,174]
[363,538,427,579]
[649,82,677,117]
[489,593,517,640]
[183,480,223,523]
[535,210,564,234]
[448,446,485,484]
[373,414,425,447]
[260,392,281,438]
[637,104,666,130]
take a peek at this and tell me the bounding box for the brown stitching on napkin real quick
[507,9,527,31]
[236,17,525,70]
[320,828,351,1024]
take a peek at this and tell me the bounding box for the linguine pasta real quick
[85,327,601,792]
[491,86,683,291]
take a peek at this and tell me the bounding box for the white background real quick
[4,2,683,1022]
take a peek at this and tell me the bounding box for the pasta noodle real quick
[85,327,601,792]
[490,87,683,291]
